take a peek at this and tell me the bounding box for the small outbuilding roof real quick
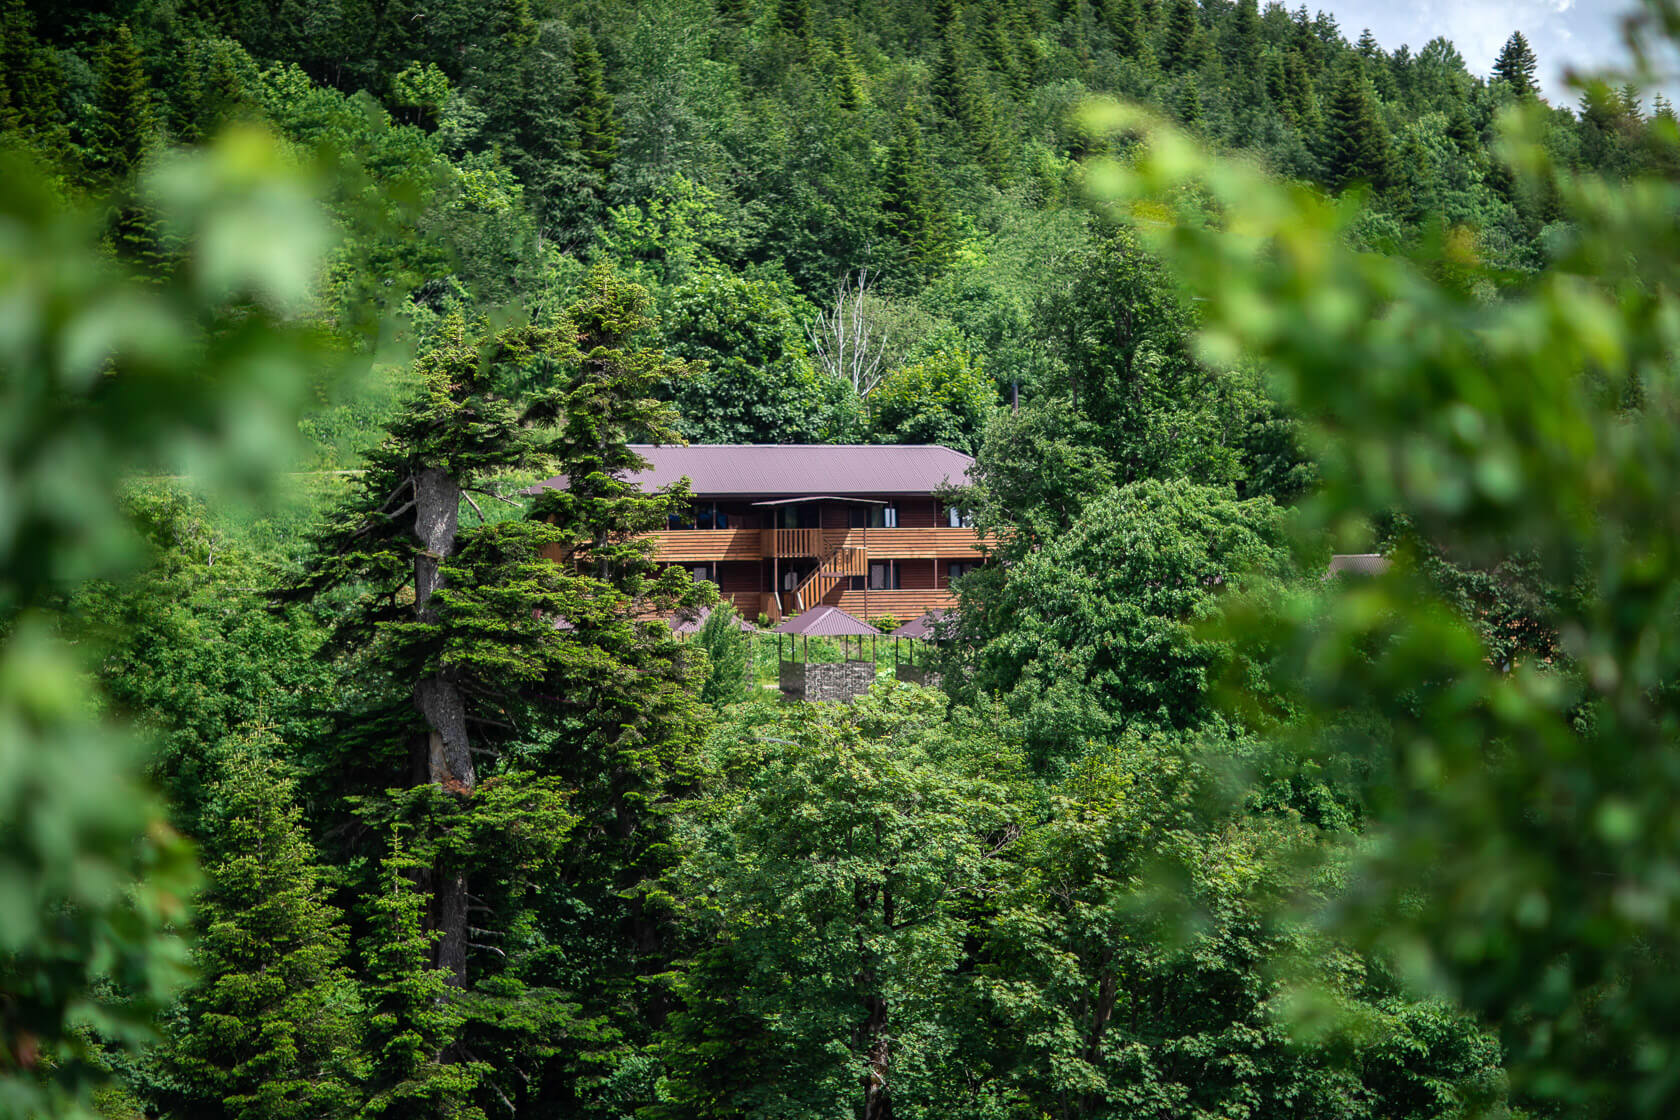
[773,605,880,636]
[526,443,974,499]
[670,605,757,635]
[894,609,957,639]
[1327,553,1390,577]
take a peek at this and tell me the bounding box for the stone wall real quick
[779,659,877,702]
[894,663,943,689]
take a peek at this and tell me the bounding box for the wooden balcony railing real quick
[760,528,826,558]
[829,527,983,559]
[640,526,984,565]
[645,528,762,562]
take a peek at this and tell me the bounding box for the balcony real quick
[645,528,762,562]
[829,527,982,559]
[759,528,826,558]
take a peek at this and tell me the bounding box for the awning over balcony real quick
[750,495,886,506]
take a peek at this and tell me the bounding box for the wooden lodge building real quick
[529,444,985,623]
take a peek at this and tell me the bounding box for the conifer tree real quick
[1493,30,1538,97]
[1228,0,1259,78]
[360,836,485,1120]
[1283,47,1317,128]
[0,0,65,146]
[1107,0,1145,59]
[776,0,812,48]
[981,0,1025,90]
[878,108,953,281]
[159,753,362,1120]
[297,280,702,1103]
[91,25,156,181]
[925,0,1008,181]
[1158,0,1199,74]
[568,30,618,181]
[832,31,865,110]
[1175,74,1202,126]
[1320,60,1393,192]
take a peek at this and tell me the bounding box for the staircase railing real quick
[791,544,867,611]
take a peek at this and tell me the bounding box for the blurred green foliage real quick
[1079,44,1680,1109]
[0,127,339,1116]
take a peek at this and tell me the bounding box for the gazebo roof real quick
[670,605,757,635]
[894,609,957,639]
[773,605,880,637]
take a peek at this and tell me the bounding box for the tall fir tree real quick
[831,31,866,110]
[90,25,156,181]
[1158,0,1199,74]
[1108,0,1145,59]
[157,753,362,1120]
[0,0,65,146]
[981,0,1025,91]
[1228,0,1260,79]
[1493,30,1538,97]
[1320,59,1393,191]
[568,30,619,181]
[1283,47,1318,129]
[877,108,953,282]
[360,836,485,1120]
[776,0,812,51]
[1175,74,1203,127]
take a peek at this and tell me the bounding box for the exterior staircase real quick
[790,543,867,612]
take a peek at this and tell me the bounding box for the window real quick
[667,511,693,530]
[777,504,818,529]
[869,505,898,528]
[694,503,731,530]
[688,564,714,583]
[945,505,973,528]
[869,561,901,590]
[946,561,982,584]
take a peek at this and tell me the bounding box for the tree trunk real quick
[856,881,893,1120]
[411,466,475,987]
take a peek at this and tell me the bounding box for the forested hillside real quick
[6,1,1680,1118]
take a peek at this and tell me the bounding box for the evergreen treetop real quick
[1493,29,1538,97]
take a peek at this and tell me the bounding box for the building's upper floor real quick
[528,443,985,563]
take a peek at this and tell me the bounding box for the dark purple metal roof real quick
[773,605,880,636]
[527,444,975,499]
[894,609,956,639]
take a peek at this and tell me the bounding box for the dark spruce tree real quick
[877,107,954,283]
[1320,59,1393,192]
[295,269,709,1111]
[568,30,619,182]
[1493,30,1539,97]
[1158,0,1199,74]
[155,753,362,1120]
[0,0,66,148]
[90,24,156,182]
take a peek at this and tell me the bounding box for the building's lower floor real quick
[667,556,982,626]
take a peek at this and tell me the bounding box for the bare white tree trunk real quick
[809,268,894,398]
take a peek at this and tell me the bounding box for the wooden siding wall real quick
[716,560,760,596]
[897,558,937,590]
[833,588,956,618]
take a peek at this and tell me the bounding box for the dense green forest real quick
[6,0,1680,1118]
